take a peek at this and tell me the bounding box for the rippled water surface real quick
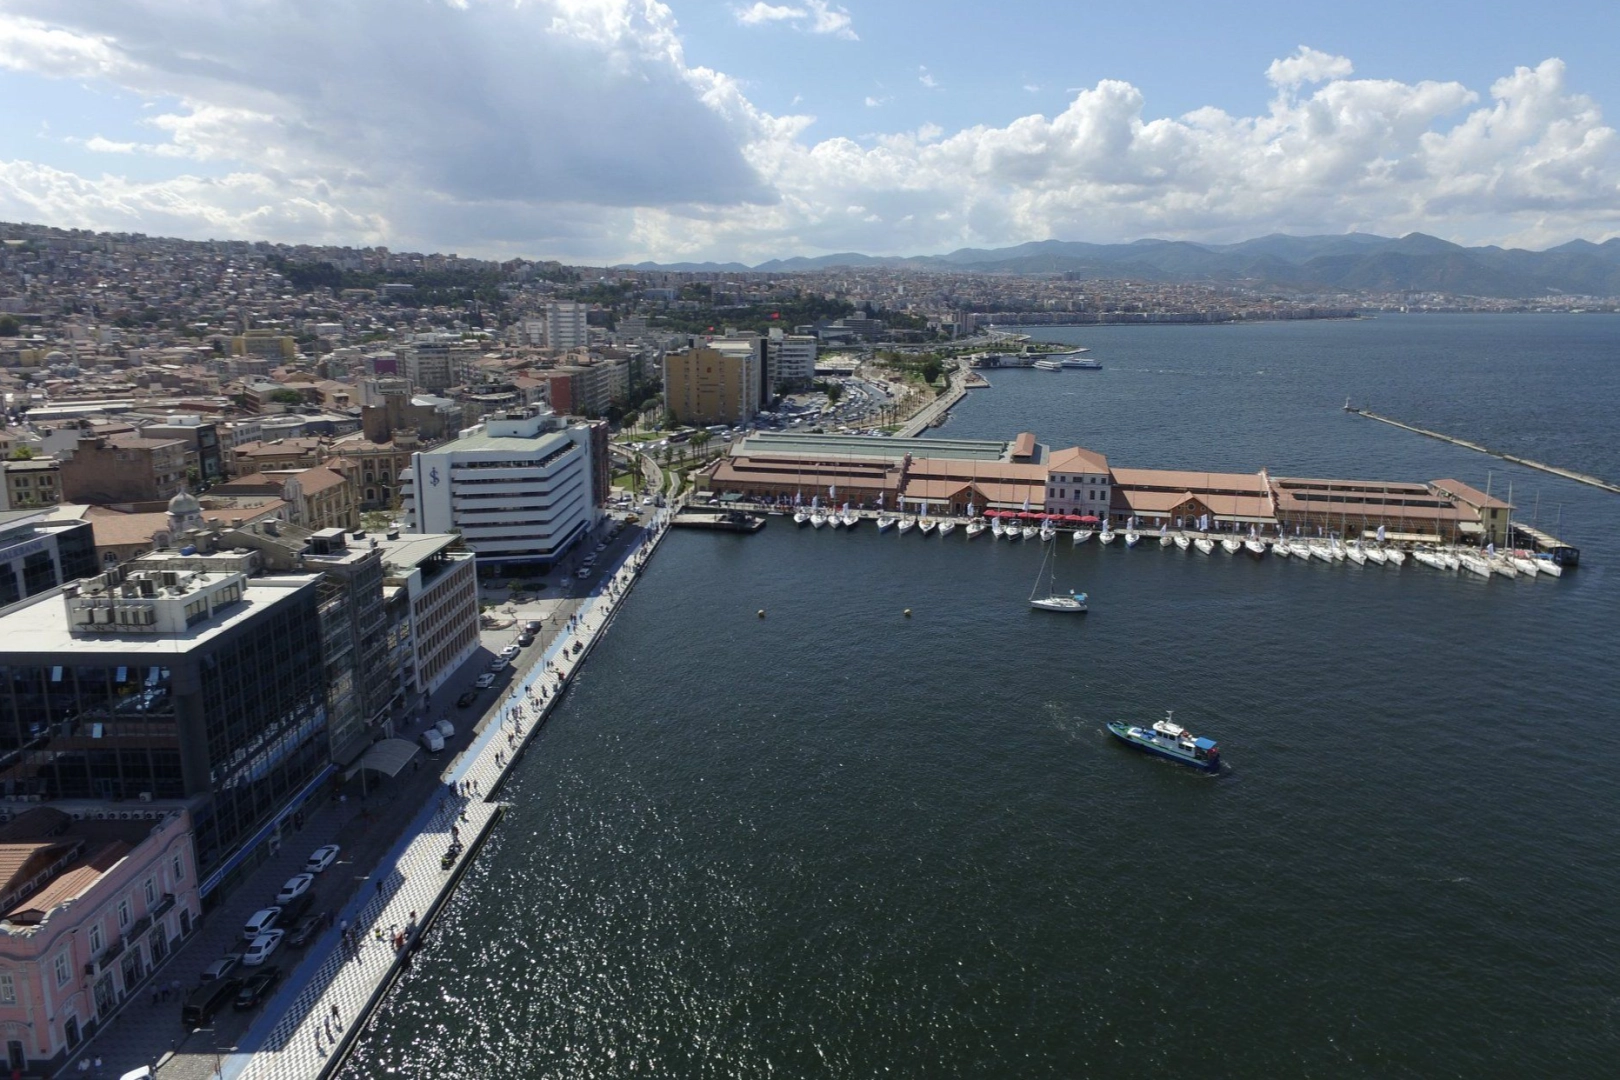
[343,315,1620,1078]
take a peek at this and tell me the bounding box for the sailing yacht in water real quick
[1029,542,1088,613]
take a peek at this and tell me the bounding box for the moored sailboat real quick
[1028,541,1088,613]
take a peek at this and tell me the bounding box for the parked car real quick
[276,873,314,904]
[522,620,542,634]
[199,954,241,983]
[474,673,496,689]
[305,844,340,874]
[242,930,284,966]
[421,729,445,753]
[456,689,479,708]
[500,643,520,659]
[575,568,591,579]
[233,966,282,1010]
[241,907,282,942]
[286,914,324,948]
[434,719,455,739]
[488,657,509,672]
[516,633,535,647]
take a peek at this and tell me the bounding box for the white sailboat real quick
[876,514,896,532]
[1098,523,1117,545]
[1029,542,1088,613]
[1174,532,1191,551]
[1365,544,1388,565]
[1040,519,1057,543]
[1385,546,1406,567]
[793,508,809,526]
[1220,536,1242,555]
[1020,523,1038,540]
[1073,527,1094,544]
[1346,540,1367,565]
[1194,537,1215,555]
[1158,525,1173,548]
[991,517,1006,539]
[1458,550,1492,578]
[966,519,986,539]
[897,516,916,535]
[1125,523,1141,547]
[939,518,957,537]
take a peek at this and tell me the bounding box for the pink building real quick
[0,806,200,1074]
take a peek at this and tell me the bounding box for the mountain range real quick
[616,233,1620,298]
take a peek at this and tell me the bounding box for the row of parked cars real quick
[179,843,341,1028]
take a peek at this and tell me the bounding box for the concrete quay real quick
[199,510,676,1080]
[896,365,975,437]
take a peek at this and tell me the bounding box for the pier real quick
[896,364,977,437]
[1346,405,1620,496]
[216,509,677,1080]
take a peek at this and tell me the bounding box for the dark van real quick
[181,977,241,1028]
[279,891,316,923]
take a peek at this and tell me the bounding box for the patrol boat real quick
[1106,712,1221,771]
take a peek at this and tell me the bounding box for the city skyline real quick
[2,1,1620,263]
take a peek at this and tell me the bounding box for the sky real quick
[2,0,1620,264]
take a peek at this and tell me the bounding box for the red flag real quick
[770,312,780,319]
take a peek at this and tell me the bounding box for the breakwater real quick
[1346,405,1620,495]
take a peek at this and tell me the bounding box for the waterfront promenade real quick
[187,509,676,1080]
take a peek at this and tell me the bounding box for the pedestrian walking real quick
[332,1002,342,1024]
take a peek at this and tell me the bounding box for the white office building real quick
[400,405,596,568]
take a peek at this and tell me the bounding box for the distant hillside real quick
[616,232,1620,297]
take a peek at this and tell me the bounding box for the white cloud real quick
[0,10,1617,263]
[918,66,939,90]
[735,3,800,25]
[734,0,856,39]
[1023,83,1040,94]
[1267,46,1354,90]
[864,95,884,108]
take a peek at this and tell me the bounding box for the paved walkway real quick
[207,511,674,1080]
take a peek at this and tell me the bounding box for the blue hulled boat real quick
[1107,712,1221,771]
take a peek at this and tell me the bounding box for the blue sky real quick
[1,0,1618,263]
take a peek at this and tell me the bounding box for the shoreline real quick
[221,508,679,1080]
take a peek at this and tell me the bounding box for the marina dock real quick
[1346,405,1620,496]
[223,509,677,1080]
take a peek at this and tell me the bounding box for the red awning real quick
[1076,515,1099,523]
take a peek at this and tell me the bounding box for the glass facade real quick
[0,663,182,800]
[0,580,329,877]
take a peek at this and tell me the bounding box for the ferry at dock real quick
[1107,712,1221,771]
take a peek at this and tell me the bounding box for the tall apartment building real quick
[663,345,759,426]
[376,532,479,701]
[0,562,329,895]
[401,406,596,570]
[767,327,817,394]
[545,301,589,349]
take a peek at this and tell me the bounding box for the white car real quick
[488,657,509,672]
[474,673,496,689]
[242,907,282,941]
[242,930,285,966]
[499,644,520,660]
[305,845,340,874]
[575,568,591,579]
[276,873,314,904]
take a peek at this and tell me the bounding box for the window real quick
[172,853,185,882]
[117,899,131,929]
[0,972,14,1004]
[54,950,70,988]
[89,924,103,954]
[143,879,156,906]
